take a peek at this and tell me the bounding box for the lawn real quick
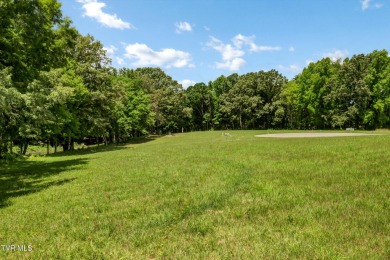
[0,130,389,259]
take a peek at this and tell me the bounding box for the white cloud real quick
[179,79,196,89]
[208,37,245,61]
[207,36,246,71]
[323,49,349,62]
[361,0,383,10]
[232,34,255,48]
[175,21,192,33]
[103,45,117,56]
[233,34,281,52]
[203,26,211,31]
[115,57,125,66]
[289,46,295,52]
[207,34,281,71]
[251,45,281,52]
[103,45,126,66]
[278,64,302,73]
[216,58,246,71]
[124,43,193,68]
[77,0,133,29]
[361,0,371,10]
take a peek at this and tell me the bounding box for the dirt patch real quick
[255,132,381,138]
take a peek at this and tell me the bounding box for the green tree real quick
[362,50,390,128]
[70,34,115,147]
[255,70,288,128]
[121,67,188,133]
[326,54,371,129]
[0,0,63,91]
[0,68,24,157]
[218,70,287,129]
[22,68,84,154]
[219,72,262,129]
[113,76,154,139]
[294,58,340,129]
[186,83,214,130]
[211,73,240,129]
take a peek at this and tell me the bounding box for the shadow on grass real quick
[128,135,163,144]
[0,158,88,208]
[0,136,162,207]
[47,135,162,158]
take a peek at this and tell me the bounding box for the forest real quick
[1,0,390,158]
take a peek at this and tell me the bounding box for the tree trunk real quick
[22,142,28,155]
[63,137,70,152]
[46,139,50,155]
[54,138,57,153]
[69,137,74,151]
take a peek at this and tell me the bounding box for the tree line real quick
[1,0,390,158]
[178,50,390,131]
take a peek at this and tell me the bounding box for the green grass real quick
[1,130,389,259]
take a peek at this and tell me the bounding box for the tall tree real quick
[0,0,62,91]
[121,67,188,133]
[326,54,371,129]
[112,76,154,139]
[362,50,390,128]
[218,70,287,129]
[0,68,24,157]
[186,83,214,130]
[210,74,238,129]
[219,72,262,129]
[255,70,288,128]
[293,58,340,129]
[70,34,115,147]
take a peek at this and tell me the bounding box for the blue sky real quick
[60,0,390,88]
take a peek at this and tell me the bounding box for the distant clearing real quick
[255,132,382,138]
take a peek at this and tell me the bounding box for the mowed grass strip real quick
[0,131,389,259]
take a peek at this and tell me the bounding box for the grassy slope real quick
[0,130,389,259]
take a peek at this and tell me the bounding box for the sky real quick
[60,0,390,88]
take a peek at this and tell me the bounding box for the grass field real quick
[1,130,389,259]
